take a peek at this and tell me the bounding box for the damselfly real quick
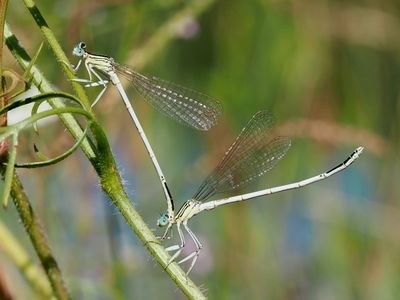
[71,41,222,219]
[157,110,364,274]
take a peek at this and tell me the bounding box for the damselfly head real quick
[73,41,87,57]
[157,213,169,227]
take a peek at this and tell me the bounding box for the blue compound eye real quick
[73,41,87,56]
[157,214,169,227]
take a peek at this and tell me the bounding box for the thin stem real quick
[1,132,17,208]
[0,0,7,73]
[91,118,207,299]
[0,219,55,299]
[0,0,9,159]
[6,172,70,300]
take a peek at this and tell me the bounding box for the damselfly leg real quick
[70,61,110,107]
[164,222,203,274]
[165,223,185,263]
[178,223,203,275]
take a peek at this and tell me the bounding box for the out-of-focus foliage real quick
[1,0,398,299]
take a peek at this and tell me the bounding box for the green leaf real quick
[0,91,88,116]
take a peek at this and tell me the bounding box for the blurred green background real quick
[1,0,399,299]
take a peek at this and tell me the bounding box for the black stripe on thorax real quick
[175,200,192,219]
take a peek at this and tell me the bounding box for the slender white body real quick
[162,146,364,274]
[199,146,363,212]
[109,72,175,217]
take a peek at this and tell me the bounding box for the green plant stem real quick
[0,0,9,159]
[0,0,7,73]
[90,113,206,300]
[0,170,70,300]
[0,219,55,299]
[10,3,207,297]
[1,132,17,208]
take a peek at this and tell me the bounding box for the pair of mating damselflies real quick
[71,41,363,274]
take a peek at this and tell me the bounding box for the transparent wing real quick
[114,63,222,131]
[193,111,291,202]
